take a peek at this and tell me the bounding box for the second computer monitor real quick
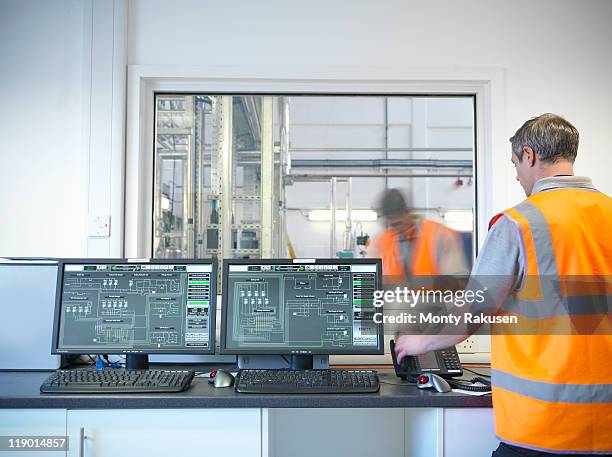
[221,259,383,359]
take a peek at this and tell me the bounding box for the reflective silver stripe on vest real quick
[514,200,560,277]
[491,368,612,403]
[512,200,567,316]
[510,199,612,319]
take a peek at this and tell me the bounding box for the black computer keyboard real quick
[40,369,195,393]
[235,369,380,394]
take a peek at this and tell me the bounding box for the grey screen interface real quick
[224,263,379,352]
[57,263,213,352]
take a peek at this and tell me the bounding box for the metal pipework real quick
[197,107,205,257]
[343,178,354,252]
[278,97,291,255]
[260,97,274,259]
[290,147,472,152]
[242,96,261,144]
[185,133,194,257]
[384,97,389,189]
[220,96,234,260]
[330,177,337,257]
[289,172,473,181]
[281,98,291,176]
[291,159,472,169]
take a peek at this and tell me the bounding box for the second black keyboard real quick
[40,369,195,393]
[235,369,379,394]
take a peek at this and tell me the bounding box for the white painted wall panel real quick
[388,97,413,123]
[0,0,86,257]
[427,97,474,127]
[290,96,384,124]
[427,129,474,148]
[387,125,412,148]
[290,125,385,149]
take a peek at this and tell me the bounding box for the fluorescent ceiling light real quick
[307,210,378,222]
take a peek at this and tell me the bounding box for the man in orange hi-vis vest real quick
[393,114,611,456]
[369,188,469,282]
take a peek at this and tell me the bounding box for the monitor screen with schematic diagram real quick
[220,259,384,367]
[52,259,217,369]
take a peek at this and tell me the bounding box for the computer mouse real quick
[211,369,234,388]
[416,372,452,393]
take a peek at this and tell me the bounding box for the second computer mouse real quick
[210,369,235,388]
[416,372,452,393]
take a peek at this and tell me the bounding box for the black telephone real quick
[390,339,463,382]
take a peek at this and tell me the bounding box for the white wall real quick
[0,0,86,257]
[128,0,612,209]
[1,0,611,256]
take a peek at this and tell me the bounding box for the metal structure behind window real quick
[153,95,283,279]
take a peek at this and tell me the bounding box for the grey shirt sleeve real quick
[467,215,525,313]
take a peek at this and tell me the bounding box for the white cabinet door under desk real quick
[267,408,405,457]
[66,409,262,457]
[443,408,498,457]
[266,407,498,457]
[0,409,67,457]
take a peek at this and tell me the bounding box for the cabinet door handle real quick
[79,427,86,457]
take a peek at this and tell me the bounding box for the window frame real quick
[125,65,506,260]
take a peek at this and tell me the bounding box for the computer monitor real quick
[52,259,217,369]
[221,259,383,369]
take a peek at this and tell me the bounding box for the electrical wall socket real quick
[456,337,479,352]
[88,215,110,237]
[455,335,491,364]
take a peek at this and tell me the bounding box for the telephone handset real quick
[390,339,463,382]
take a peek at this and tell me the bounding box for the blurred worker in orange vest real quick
[369,188,469,282]
[393,114,611,456]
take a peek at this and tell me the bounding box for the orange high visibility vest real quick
[490,188,612,453]
[373,219,453,278]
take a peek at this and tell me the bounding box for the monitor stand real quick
[125,354,149,370]
[237,354,329,370]
[290,354,313,370]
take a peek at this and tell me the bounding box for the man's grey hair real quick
[509,113,579,163]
